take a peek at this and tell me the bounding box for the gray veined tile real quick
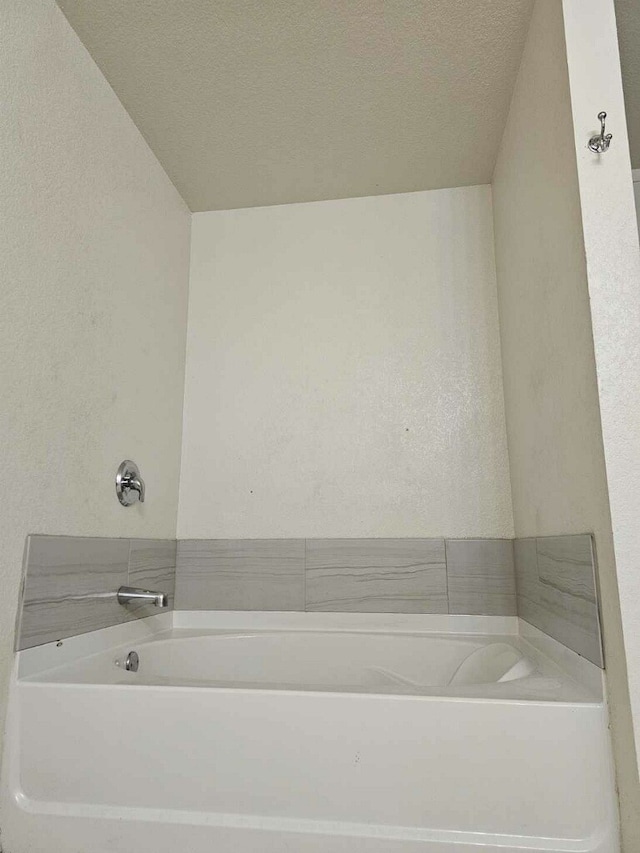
[536,535,596,602]
[533,535,602,666]
[18,535,130,650]
[127,539,177,616]
[514,538,538,604]
[515,537,547,633]
[446,539,516,616]
[175,539,305,611]
[305,539,447,613]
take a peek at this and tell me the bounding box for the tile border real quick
[175,537,514,617]
[304,538,447,614]
[514,533,603,667]
[16,533,604,667]
[17,535,176,651]
[174,535,602,665]
[175,539,305,611]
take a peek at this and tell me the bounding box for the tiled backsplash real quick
[306,539,448,613]
[175,538,516,616]
[175,535,602,665]
[16,533,603,667]
[176,539,305,611]
[514,534,603,667]
[445,539,516,616]
[16,536,176,650]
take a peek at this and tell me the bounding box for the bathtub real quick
[0,612,619,853]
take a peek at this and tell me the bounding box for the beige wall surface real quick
[178,186,513,540]
[492,0,640,846]
[562,0,640,847]
[0,0,190,748]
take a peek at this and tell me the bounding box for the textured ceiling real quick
[56,0,535,211]
[616,0,640,169]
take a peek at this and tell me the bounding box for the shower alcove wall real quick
[3,0,640,851]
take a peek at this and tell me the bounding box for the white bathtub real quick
[1,612,619,853]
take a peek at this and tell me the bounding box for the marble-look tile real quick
[175,539,305,610]
[126,539,177,617]
[305,539,447,613]
[536,535,596,602]
[446,539,516,616]
[18,535,130,650]
[533,535,602,667]
[514,538,538,603]
[513,534,603,667]
[514,537,545,642]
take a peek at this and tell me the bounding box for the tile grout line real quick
[126,538,133,586]
[303,538,307,613]
[444,538,451,615]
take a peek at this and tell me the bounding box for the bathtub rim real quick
[15,611,604,701]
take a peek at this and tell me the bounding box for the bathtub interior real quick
[17,613,601,703]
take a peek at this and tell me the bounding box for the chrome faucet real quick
[115,460,145,506]
[117,586,168,608]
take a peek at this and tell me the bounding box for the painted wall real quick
[0,0,190,746]
[492,0,640,846]
[562,0,640,847]
[178,186,513,539]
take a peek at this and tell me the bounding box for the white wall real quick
[0,0,190,743]
[562,0,640,847]
[178,186,513,539]
[492,0,640,847]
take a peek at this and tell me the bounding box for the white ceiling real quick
[56,0,539,211]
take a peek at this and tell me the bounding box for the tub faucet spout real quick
[117,586,168,608]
